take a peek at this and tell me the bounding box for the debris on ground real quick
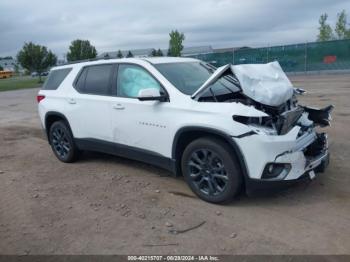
[143,243,179,247]
[165,221,173,227]
[230,233,237,238]
[168,221,206,235]
[215,211,222,216]
[161,208,170,216]
[138,213,146,219]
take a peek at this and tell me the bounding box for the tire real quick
[181,137,242,203]
[49,120,79,163]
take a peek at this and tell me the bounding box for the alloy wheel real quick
[187,149,229,196]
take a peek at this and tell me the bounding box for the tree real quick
[150,48,163,57]
[17,42,57,82]
[317,13,334,41]
[66,39,97,62]
[151,49,157,57]
[117,50,123,58]
[14,64,19,74]
[168,30,185,56]
[156,48,163,56]
[126,51,134,58]
[0,65,3,71]
[335,10,350,39]
[104,53,110,59]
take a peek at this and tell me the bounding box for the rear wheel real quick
[181,137,242,203]
[49,120,79,163]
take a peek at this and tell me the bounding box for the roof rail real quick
[60,57,113,66]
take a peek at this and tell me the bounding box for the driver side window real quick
[117,64,161,98]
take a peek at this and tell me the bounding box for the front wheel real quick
[181,137,242,203]
[49,120,79,163]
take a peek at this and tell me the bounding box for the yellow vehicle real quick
[0,70,13,79]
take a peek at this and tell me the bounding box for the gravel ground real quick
[0,74,349,255]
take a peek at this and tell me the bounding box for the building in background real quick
[0,57,18,72]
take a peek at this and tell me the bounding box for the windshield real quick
[154,62,239,96]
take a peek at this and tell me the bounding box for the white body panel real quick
[38,57,329,182]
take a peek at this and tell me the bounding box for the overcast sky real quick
[1,0,349,58]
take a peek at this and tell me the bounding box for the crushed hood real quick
[192,61,294,107]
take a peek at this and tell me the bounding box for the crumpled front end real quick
[193,61,334,187]
[233,104,333,184]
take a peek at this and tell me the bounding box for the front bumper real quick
[234,126,330,193]
[245,152,329,194]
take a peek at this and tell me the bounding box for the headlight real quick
[233,115,277,135]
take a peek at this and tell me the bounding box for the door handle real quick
[67,98,76,104]
[112,103,125,110]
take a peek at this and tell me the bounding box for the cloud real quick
[0,0,349,58]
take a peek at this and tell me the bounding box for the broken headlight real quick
[233,115,277,135]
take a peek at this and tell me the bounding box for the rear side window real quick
[75,64,113,95]
[42,68,72,90]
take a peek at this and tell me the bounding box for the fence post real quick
[232,47,235,65]
[266,44,269,63]
[304,42,308,74]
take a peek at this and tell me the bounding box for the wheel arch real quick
[172,126,249,181]
[44,111,73,144]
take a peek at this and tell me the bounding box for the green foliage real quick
[335,10,350,39]
[0,56,13,60]
[150,48,164,57]
[126,51,134,58]
[317,13,334,41]
[17,42,57,82]
[0,65,3,71]
[117,50,123,58]
[156,48,163,56]
[151,49,157,56]
[14,64,19,73]
[66,39,97,61]
[168,30,185,56]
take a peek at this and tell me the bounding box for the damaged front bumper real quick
[234,119,331,194]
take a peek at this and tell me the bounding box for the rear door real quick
[66,64,116,142]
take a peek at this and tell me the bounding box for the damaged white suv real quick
[38,57,333,203]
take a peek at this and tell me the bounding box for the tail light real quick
[37,95,45,103]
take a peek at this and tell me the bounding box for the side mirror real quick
[137,88,168,102]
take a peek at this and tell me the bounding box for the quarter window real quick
[42,68,72,90]
[117,64,161,98]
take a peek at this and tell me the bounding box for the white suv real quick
[38,57,333,203]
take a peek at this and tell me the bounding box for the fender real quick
[44,111,73,142]
[172,126,250,181]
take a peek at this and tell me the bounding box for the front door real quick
[110,63,172,157]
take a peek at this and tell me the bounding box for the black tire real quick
[181,137,242,203]
[49,120,79,163]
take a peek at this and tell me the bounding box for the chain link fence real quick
[189,39,350,73]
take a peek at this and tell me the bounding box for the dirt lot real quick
[0,74,349,255]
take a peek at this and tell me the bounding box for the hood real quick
[191,61,294,107]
